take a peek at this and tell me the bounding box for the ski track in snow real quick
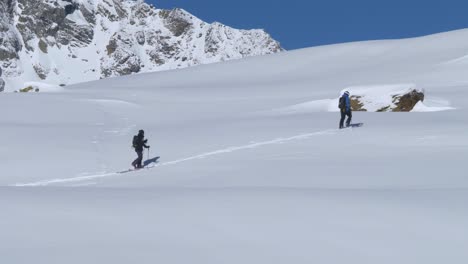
[12,129,338,187]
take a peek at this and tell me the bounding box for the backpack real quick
[338,96,345,109]
[132,135,138,148]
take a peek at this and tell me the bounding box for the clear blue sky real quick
[150,0,468,50]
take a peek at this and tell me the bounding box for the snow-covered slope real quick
[2,29,468,263]
[0,0,282,91]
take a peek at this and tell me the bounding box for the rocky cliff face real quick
[0,67,5,92]
[0,0,283,91]
[0,0,21,92]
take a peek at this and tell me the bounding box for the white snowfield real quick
[2,29,468,263]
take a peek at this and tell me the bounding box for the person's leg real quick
[346,111,352,127]
[339,110,346,128]
[132,151,139,168]
[137,151,143,168]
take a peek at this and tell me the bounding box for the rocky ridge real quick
[0,0,283,91]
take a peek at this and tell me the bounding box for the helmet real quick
[138,129,144,135]
[344,91,350,96]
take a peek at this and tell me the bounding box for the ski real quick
[119,156,161,174]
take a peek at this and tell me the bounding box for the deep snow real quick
[1,29,468,263]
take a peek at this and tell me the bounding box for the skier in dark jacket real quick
[339,91,352,129]
[132,129,150,169]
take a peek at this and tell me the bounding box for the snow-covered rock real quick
[273,84,434,114]
[342,84,425,112]
[0,0,283,91]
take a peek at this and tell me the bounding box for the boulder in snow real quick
[392,90,425,112]
[344,84,425,112]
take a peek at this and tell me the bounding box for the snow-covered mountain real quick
[0,0,282,91]
[2,29,468,263]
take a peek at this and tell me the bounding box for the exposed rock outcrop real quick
[344,85,425,112]
[392,90,425,112]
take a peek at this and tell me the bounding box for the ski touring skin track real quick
[12,128,355,187]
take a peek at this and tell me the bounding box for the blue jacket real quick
[343,93,351,111]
